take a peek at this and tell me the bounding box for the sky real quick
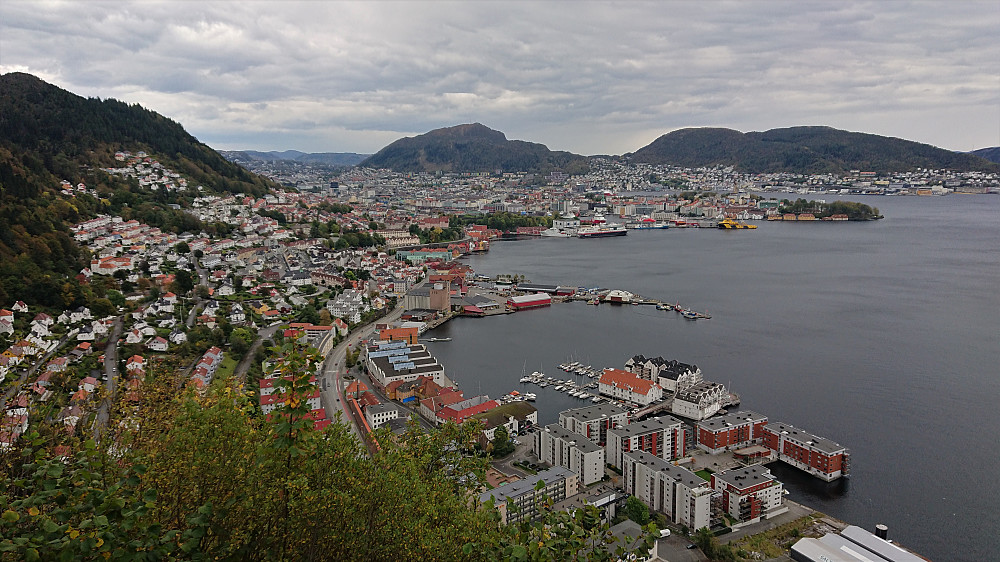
[2,1,998,155]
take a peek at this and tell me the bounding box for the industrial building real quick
[506,292,552,310]
[791,525,925,562]
[364,341,447,389]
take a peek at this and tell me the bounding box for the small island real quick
[775,198,882,221]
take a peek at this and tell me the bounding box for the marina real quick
[428,194,1000,561]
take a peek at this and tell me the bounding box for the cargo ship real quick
[578,224,627,238]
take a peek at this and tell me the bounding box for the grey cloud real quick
[2,0,998,154]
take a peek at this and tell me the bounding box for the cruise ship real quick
[577,224,627,238]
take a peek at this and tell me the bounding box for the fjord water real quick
[427,195,1000,561]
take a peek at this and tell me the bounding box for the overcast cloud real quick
[2,1,998,154]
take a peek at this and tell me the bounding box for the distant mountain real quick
[630,126,1000,173]
[221,150,369,166]
[361,123,589,173]
[0,72,279,308]
[970,147,1000,165]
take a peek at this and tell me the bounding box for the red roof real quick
[345,380,369,395]
[599,368,657,395]
[437,399,500,423]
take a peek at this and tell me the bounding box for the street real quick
[93,316,124,441]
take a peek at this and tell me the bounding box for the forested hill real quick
[629,126,1000,173]
[970,147,1000,164]
[0,72,279,308]
[360,123,589,174]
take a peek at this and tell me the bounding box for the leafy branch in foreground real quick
[1,342,656,561]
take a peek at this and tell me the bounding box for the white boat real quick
[519,377,530,383]
[591,396,601,402]
[540,227,572,238]
[525,393,536,401]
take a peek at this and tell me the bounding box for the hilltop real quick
[970,147,1000,165]
[361,123,589,174]
[0,72,279,307]
[629,126,1000,173]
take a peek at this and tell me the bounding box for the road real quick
[319,303,406,447]
[93,316,124,441]
[186,262,210,328]
[233,323,282,383]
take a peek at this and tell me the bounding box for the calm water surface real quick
[426,195,1000,561]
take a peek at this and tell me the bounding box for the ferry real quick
[578,224,627,238]
[717,218,758,229]
[540,227,573,238]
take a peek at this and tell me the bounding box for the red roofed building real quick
[598,368,663,406]
[437,398,499,425]
[259,388,321,415]
[419,388,465,421]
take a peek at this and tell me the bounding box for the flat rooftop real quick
[696,410,767,432]
[713,465,777,490]
[541,423,603,453]
[608,416,682,438]
[765,422,847,455]
[559,403,627,421]
[477,466,576,504]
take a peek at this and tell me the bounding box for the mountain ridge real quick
[969,147,1000,165]
[360,123,590,174]
[629,126,999,173]
[221,150,369,166]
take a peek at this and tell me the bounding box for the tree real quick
[89,297,115,318]
[1,344,659,561]
[491,426,515,458]
[623,496,651,525]
[319,309,332,326]
[106,289,126,309]
[172,269,195,295]
[175,241,190,254]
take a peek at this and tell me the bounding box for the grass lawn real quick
[695,469,714,481]
[215,355,239,379]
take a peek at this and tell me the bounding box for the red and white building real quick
[696,411,768,454]
[711,465,786,524]
[606,415,686,470]
[507,293,551,310]
[558,404,628,446]
[761,422,850,482]
[598,368,662,406]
